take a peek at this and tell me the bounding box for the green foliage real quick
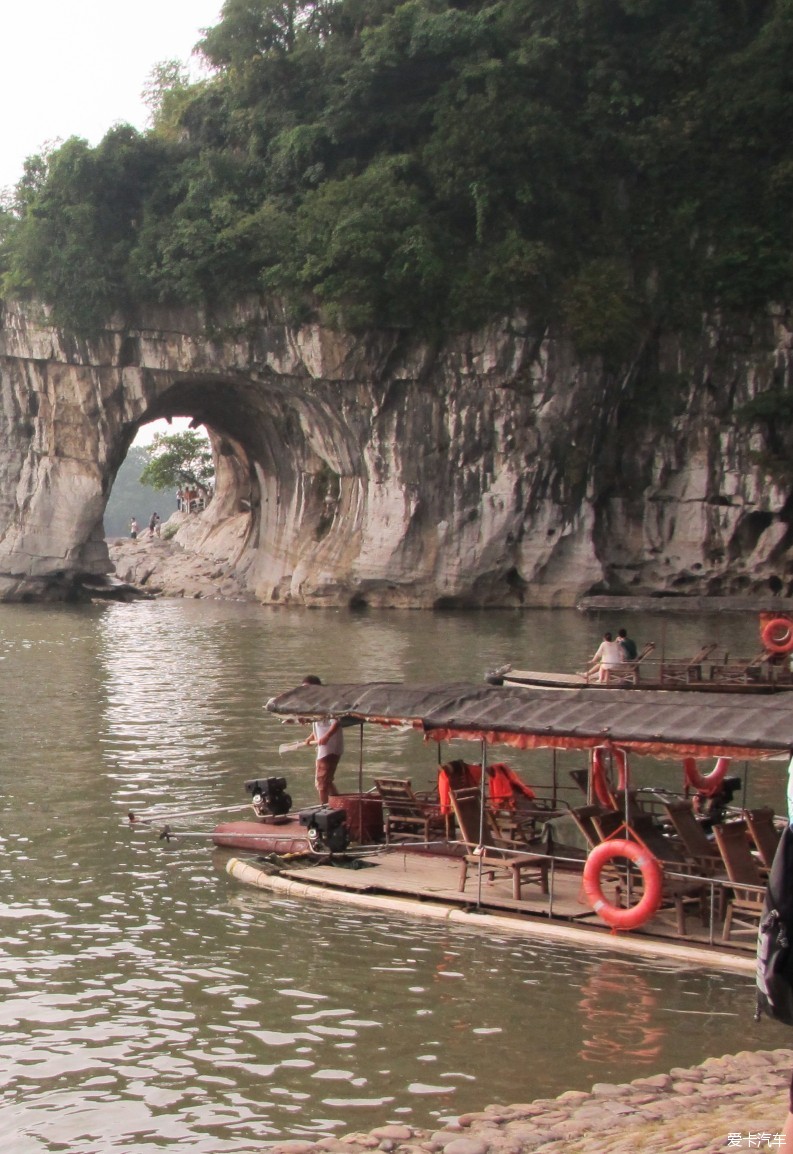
[2,128,172,332]
[128,151,282,305]
[139,430,215,491]
[198,0,302,66]
[3,0,793,347]
[561,259,644,366]
[293,155,445,328]
[143,60,200,139]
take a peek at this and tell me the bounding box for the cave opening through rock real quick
[105,416,200,537]
[99,370,355,603]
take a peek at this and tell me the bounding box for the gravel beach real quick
[266,1049,793,1154]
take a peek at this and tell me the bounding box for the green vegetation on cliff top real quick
[1,0,792,353]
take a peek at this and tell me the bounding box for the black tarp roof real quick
[266,681,793,759]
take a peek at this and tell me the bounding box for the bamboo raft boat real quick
[212,679,793,971]
[487,615,793,692]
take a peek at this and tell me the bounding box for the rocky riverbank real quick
[266,1049,793,1154]
[106,529,793,620]
[107,518,254,601]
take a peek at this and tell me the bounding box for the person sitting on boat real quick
[588,631,623,683]
[300,675,344,804]
[617,628,638,661]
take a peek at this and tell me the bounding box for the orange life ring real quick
[682,755,731,797]
[613,747,628,792]
[582,839,664,930]
[591,749,612,807]
[761,616,793,655]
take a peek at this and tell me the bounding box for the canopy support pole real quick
[358,724,364,796]
[476,738,488,908]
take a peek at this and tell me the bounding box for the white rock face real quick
[0,297,790,606]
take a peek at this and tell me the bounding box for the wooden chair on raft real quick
[488,806,551,846]
[659,644,719,687]
[449,786,550,901]
[613,787,669,823]
[709,650,770,686]
[660,800,724,877]
[437,759,482,839]
[712,819,767,942]
[658,799,733,924]
[569,768,591,799]
[568,804,609,851]
[744,807,782,870]
[372,778,446,844]
[594,807,676,864]
[588,641,655,683]
[439,760,563,846]
[487,762,567,844]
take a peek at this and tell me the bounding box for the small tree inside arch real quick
[139,430,215,496]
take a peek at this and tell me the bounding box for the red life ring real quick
[613,747,628,792]
[582,839,664,930]
[591,748,612,807]
[682,756,731,797]
[761,617,793,655]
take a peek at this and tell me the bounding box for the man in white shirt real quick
[301,675,344,803]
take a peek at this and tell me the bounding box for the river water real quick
[0,600,789,1152]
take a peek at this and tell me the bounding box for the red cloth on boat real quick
[437,760,535,813]
[487,763,536,808]
[438,760,481,814]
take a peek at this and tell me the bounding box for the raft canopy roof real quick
[266,681,793,760]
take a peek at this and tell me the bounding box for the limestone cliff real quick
[0,297,790,607]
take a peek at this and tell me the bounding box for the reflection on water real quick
[578,960,664,1065]
[0,601,788,1150]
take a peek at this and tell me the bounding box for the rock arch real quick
[0,297,789,606]
[0,299,565,606]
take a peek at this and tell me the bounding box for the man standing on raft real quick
[301,675,344,803]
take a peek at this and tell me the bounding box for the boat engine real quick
[245,776,293,817]
[298,805,349,854]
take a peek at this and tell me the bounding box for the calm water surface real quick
[0,601,788,1152]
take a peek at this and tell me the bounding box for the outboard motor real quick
[245,776,292,817]
[298,805,349,854]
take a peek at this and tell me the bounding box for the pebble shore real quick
[267,1048,793,1154]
